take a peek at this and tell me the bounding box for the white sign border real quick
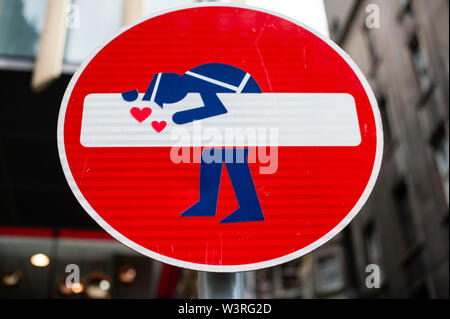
[57,3,384,272]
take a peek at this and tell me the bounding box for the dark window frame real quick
[408,33,434,99]
[393,180,419,249]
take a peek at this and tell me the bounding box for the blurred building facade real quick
[253,0,449,299]
[320,0,449,298]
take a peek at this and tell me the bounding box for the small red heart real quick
[151,121,167,133]
[130,107,152,122]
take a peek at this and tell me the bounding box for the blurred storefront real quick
[0,227,175,298]
[0,0,200,299]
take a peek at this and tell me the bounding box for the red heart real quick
[130,107,152,122]
[151,121,167,133]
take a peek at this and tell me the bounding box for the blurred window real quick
[393,181,418,248]
[331,18,340,35]
[409,34,432,91]
[280,260,301,290]
[316,255,343,293]
[431,128,449,205]
[257,268,274,297]
[64,0,125,64]
[363,222,384,284]
[399,0,413,15]
[65,0,197,64]
[365,28,379,75]
[0,0,48,58]
[0,0,197,65]
[378,95,392,145]
[363,223,382,265]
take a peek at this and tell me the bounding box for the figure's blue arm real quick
[172,92,228,125]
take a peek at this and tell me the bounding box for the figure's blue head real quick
[142,72,187,108]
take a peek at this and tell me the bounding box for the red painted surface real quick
[0,226,55,238]
[58,229,113,240]
[62,7,377,266]
[157,264,181,298]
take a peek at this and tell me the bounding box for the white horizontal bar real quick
[80,93,361,147]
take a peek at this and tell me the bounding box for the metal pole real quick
[198,272,245,299]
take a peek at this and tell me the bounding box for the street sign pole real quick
[198,272,245,299]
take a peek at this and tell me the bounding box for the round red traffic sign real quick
[58,4,383,271]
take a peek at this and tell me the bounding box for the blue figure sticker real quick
[122,63,264,223]
[182,148,264,224]
[143,63,262,124]
[121,89,139,102]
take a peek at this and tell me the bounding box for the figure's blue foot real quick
[219,207,265,224]
[181,201,216,217]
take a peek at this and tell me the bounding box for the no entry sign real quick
[58,4,383,271]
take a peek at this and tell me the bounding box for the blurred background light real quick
[71,282,84,294]
[85,272,111,299]
[118,265,137,284]
[30,253,50,267]
[57,278,72,296]
[1,270,23,287]
[99,279,110,291]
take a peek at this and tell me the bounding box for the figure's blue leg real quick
[181,148,222,217]
[220,149,264,223]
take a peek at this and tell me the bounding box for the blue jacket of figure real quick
[141,63,262,124]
